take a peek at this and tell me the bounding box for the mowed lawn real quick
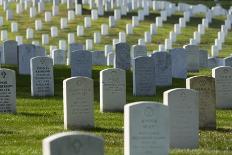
[0,0,232,154]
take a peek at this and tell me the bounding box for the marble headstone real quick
[43,132,104,155]
[133,56,155,96]
[0,69,16,113]
[124,101,169,155]
[63,77,94,129]
[114,43,130,70]
[186,76,216,129]
[212,66,232,108]
[164,88,199,148]
[100,68,126,112]
[151,52,172,86]
[3,40,18,65]
[30,56,54,97]
[71,50,92,78]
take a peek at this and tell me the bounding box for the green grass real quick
[1,0,232,154]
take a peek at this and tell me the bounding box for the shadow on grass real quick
[216,128,232,133]
[87,126,123,134]
[18,112,50,117]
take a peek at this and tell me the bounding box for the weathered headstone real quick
[30,56,54,97]
[71,50,92,78]
[164,88,199,148]
[68,43,84,64]
[114,43,130,70]
[42,132,104,155]
[212,66,232,108]
[199,50,208,68]
[51,49,66,65]
[184,45,200,72]
[3,40,18,65]
[151,51,172,86]
[0,69,16,113]
[124,101,169,155]
[170,48,187,79]
[130,45,147,59]
[63,77,94,129]
[92,51,106,66]
[186,76,216,129]
[133,56,155,96]
[100,68,126,112]
[18,44,45,75]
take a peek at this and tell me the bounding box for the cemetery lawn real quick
[0,65,231,155]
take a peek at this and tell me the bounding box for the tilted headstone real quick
[151,51,172,86]
[133,56,155,96]
[100,68,126,112]
[114,43,130,70]
[42,132,104,155]
[63,77,94,129]
[124,101,169,155]
[71,50,92,78]
[0,69,16,113]
[170,48,187,79]
[2,40,18,65]
[30,56,54,97]
[18,44,45,75]
[212,66,232,108]
[186,76,216,129]
[164,88,199,148]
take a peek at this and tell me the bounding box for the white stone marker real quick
[75,4,82,15]
[26,28,34,39]
[77,25,84,36]
[68,10,75,21]
[84,16,91,28]
[100,68,126,112]
[68,33,75,44]
[11,22,18,32]
[91,9,98,20]
[30,56,54,97]
[94,32,101,44]
[124,101,169,155]
[186,76,216,129]
[35,20,43,30]
[86,39,93,50]
[42,132,104,155]
[101,24,108,35]
[119,32,126,43]
[45,11,52,22]
[1,30,8,41]
[126,24,133,35]
[114,9,121,20]
[212,66,232,108]
[59,40,67,50]
[52,5,59,16]
[16,36,23,45]
[0,69,16,113]
[164,88,199,149]
[156,17,163,27]
[42,34,49,45]
[60,18,68,29]
[144,31,151,43]
[150,23,157,35]
[51,26,58,37]
[109,16,115,28]
[132,16,139,27]
[63,77,94,129]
